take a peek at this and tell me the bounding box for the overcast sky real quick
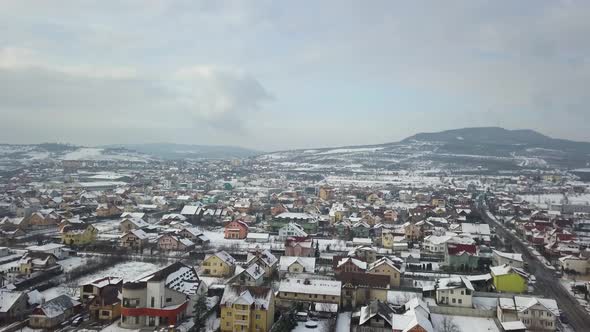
[1,1,589,151]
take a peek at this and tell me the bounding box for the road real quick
[476,197,590,332]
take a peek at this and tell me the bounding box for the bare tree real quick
[438,316,460,332]
[63,278,79,298]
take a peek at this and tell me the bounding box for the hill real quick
[260,127,590,171]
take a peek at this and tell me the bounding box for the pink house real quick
[224,220,249,239]
[284,237,314,257]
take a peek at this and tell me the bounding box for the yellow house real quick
[367,257,401,287]
[220,286,275,332]
[490,264,529,293]
[62,224,98,246]
[381,231,394,249]
[202,251,236,277]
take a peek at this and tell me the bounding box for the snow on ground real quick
[42,261,166,301]
[58,256,90,273]
[518,193,565,204]
[335,312,351,332]
[317,147,384,155]
[292,319,331,332]
[62,148,104,160]
[101,320,139,332]
[93,218,121,233]
[204,312,220,332]
[431,314,499,332]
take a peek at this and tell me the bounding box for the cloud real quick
[0,48,272,138]
[173,65,273,130]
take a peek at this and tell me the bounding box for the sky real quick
[1,0,589,151]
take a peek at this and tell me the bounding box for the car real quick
[72,316,83,326]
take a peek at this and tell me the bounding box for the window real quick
[450,290,454,294]
[227,312,232,316]
[166,298,172,303]
[460,290,464,295]
[452,298,456,304]
[458,299,462,304]
[151,297,155,307]
[101,310,110,316]
[256,314,261,319]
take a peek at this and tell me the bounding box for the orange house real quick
[224,220,249,239]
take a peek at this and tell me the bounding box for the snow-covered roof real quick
[84,277,123,289]
[278,278,341,297]
[139,262,201,296]
[490,264,529,279]
[279,256,316,272]
[120,212,145,219]
[368,257,400,273]
[121,217,148,228]
[460,223,491,235]
[181,205,199,215]
[437,276,474,291]
[220,285,272,309]
[0,290,24,313]
[34,295,80,318]
[206,251,236,265]
[338,257,367,270]
[493,250,523,262]
[514,296,559,316]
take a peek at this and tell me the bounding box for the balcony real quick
[234,319,249,326]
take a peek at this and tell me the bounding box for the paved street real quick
[477,198,590,332]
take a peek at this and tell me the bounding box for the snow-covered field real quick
[431,313,499,332]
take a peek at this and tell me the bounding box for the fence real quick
[428,305,495,318]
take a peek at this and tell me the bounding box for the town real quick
[1,152,589,332]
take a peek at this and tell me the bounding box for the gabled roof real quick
[138,262,201,295]
[33,295,80,318]
[206,250,236,265]
[514,296,559,316]
[221,285,273,309]
[359,300,394,326]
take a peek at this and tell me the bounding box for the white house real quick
[435,276,474,308]
[493,250,524,269]
[278,222,308,240]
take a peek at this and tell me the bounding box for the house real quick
[491,264,529,294]
[18,252,59,275]
[177,227,210,245]
[349,245,377,263]
[435,276,474,307]
[121,262,207,328]
[276,278,341,309]
[514,296,558,331]
[558,255,590,274]
[29,295,81,329]
[352,222,371,238]
[278,256,316,275]
[271,212,318,234]
[61,224,98,246]
[229,263,266,286]
[120,217,148,233]
[0,290,28,323]
[202,251,237,277]
[284,237,314,257]
[404,222,422,241]
[391,298,434,332]
[26,243,67,260]
[356,300,395,332]
[157,234,194,251]
[246,249,278,277]
[278,222,308,240]
[367,257,401,287]
[80,277,122,321]
[493,250,524,269]
[220,286,275,332]
[334,257,367,276]
[246,233,270,243]
[26,210,61,229]
[340,272,390,309]
[96,204,123,218]
[120,229,149,249]
[224,220,249,239]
